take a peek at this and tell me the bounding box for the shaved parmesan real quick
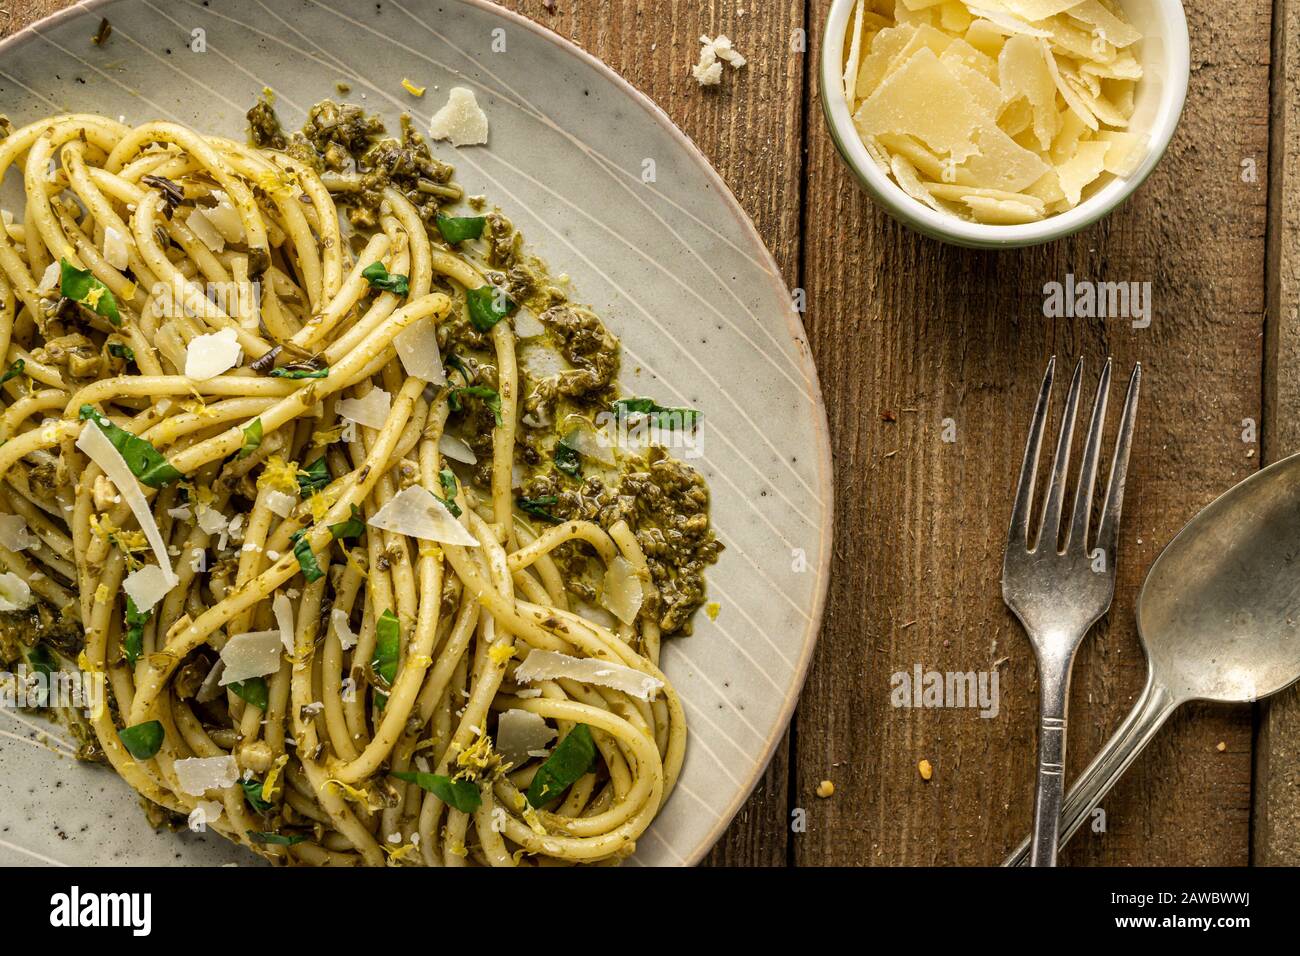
[37,261,60,294]
[693,35,747,86]
[1055,139,1110,204]
[0,514,35,552]
[122,564,173,613]
[273,592,295,655]
[174,755,239,796]
[496,709,557,768]
[219,630,283,684]
[337,388,391,430]
[394,319,446,385]
[188,799,224,831]
[367,485,478,546]
[204,192,245,243]
[103,227,129,271]
[196,504,229,537]
[76,418,177,585]
[439,433,478,465]
[600,557,645,626]
[0,571,33,612]
[185,206,226,253]
[331,608,358,651]
[428,87,489,147]
[264,489,298,519]
[513,307,546,339]
[843,1,868,103]
[185,327,242,380]
[1068,0,1140,48]
[513,649,664,702]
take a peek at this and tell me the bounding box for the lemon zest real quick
[261,753,289,802]
[258,455,301,495]
[401,78,426,97]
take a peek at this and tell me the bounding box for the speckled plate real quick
[0,0,832,866]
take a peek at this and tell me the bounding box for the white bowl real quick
[820,0,1191,249]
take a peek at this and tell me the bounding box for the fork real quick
[1002,356,1141,867]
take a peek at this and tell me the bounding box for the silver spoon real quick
[1004,450,1300,866]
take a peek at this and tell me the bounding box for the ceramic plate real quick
[0,0,832,866]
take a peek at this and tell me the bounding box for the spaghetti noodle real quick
[0,98,718,866]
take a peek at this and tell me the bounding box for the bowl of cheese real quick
[821,0,1189,248]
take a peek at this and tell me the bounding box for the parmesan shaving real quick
[394,319,446,385]
[600,556,645,626]
[273,592,296,655]
[0,571,33,611]
[331,608,358,651]
[438,433,477,465]
[496,709,557,768]
[513,649,664,702]
[184,327,242,380]
[174,755,239,796]
[428,87,489,147]
[219,630,283,684]
[185,206,226,252]
[0,514,35,552]
[367,485,478,547]
[337,388,391,430]
[122,564,173,613]
[102,226,129,271]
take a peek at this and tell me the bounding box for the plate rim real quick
[0,0,835,867]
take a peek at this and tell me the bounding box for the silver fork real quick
[1002,356,1141,867]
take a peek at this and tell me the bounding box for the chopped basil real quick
[361,261,410,296]
[328,504,365,540]
[107,342,135,365]
[554,438,581,477]
[435,214,487,244]
[391,771,481,813]
[517,495,561,523]
[238,418,263,459]
[448,385,503,426]
[373,609,400,688]
[59,259,120,325]
[26,643,55,707]
[444,353,472,386]
[268,364,328,379]
[123,597,149,665]
[466,285,514,333]
[297,457,330,498]
[611,397,701,429]
[436,468,461,517]
[241,778,272,813]
[141,175,184,219]
[118,720,164,759]
[0,359,25,387]
[290,530,324,583]
[79,405,183,488]
[527,724,596,807]
[229,676,269,710]
[246,830,304,845]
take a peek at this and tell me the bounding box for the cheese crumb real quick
[815,779,835,798]
[428,87,489,147]
[693,35,747,87]
[918,758,933,781]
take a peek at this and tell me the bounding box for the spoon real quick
[1004,450,1300,866]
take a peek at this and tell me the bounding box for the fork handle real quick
[1005,675,1179,866]
[1029,649,1076,866]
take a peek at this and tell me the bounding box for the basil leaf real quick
[435,214,486,244]
[107,342,135,364]
[229,676,269,710]
[436,468,461,517]
[241,778,272,813]
[517,495,561,523]
[611,397,701,429]
[297,457,329,498]
[391,771,482,813]
[246,830,305,845]
[328,504,365,540]
[448,385,503,426]
[361,261,410,296]
[59,259,120,325]
[554,439,581,477]
[444,353,471,386]
[124,596,150,665]
[466,285,514,333]
[373,609,400,688]
[238,418,263,460]
[118,720,164,759]
[26,643,55,707]
[0,359,25,387]
[79,405,183,488]
[268,365,328,379]
[526,724,595,807]
[290,530,324,583]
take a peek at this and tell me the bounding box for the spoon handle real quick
[1004,673,1179,866]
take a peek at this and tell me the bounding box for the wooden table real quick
[7,0,1298,866]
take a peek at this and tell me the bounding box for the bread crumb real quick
[815,779,834,798]
[918,758,933,781]
[1216,741,1227,752]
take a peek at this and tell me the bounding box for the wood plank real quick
[1257,0,1300,867]
[794,1,1267,866]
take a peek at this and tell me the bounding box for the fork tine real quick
[1067,358,1112,552]
[1008,357,1056,549]
[1095,363,1142,556]
[1037,358,1084,552]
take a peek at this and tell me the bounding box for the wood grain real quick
[1257,0,1300,867]
[3,0,1292,866]
[794,0,1266,866]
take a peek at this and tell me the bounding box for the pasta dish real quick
[0,95,720,866]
